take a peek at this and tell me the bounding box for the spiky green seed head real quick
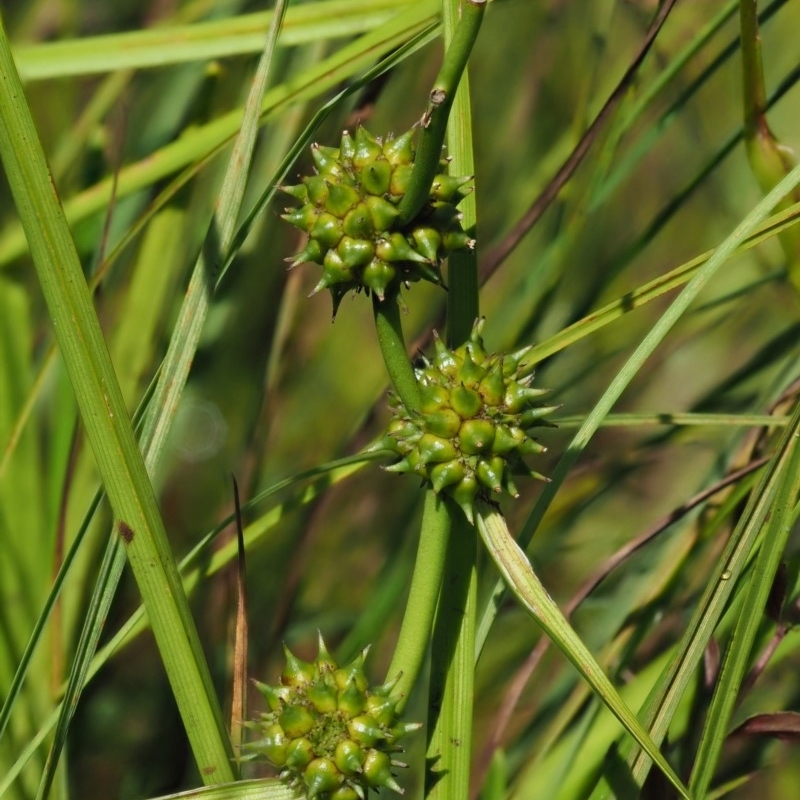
[281,125,473,315]
[385,319,556,522]
[244,633,419,799]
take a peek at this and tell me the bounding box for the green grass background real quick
[2,0,800,798]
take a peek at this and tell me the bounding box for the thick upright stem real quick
[396,0,486,227]
[442,0,480,346]
[385,492,451,709]
[425,510,477,800]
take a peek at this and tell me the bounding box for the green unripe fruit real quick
[478,361,506,405]
[375,233,429,265]
[245,635,416,799]
[382,129,414,165]
[505,381,548,414]
[286,737,315,770]
[458,418,496,455]
[311,143,342,175]
[359,160,392,195]
[324,183,360,217]
[363,750,404,794]
[417,433,458,465]
[352,126,383,166]
[450,473,479,519]
[321,250,354,284]
[335,740,365,775]
[337,236,374,269]
[280,125,472,315]
[308,683,338,715]
[282,647,317,686]
[304,175,329,206]
[280,182,308,202]
[476,456,507,494]
[305,758,343,797]
[281,204,318,231]
[362,259,396,301]
[410,226,443,262]
[451,385,483,418]
[365,195,400,230]
[389,163,414,197]
[492,425,528,455]
[253,680,289,712]
[337,681,367,717]
[420,382,452,413]
[386,319,554,522]
[279,704,315,738]
[252,722,289,765]
[347,714,383,747]
[310,213,343,249]
[365,693,400,727]
[431,173,473,202]
[442,229,474,252]
[430,459,466,493]
[342,204,374,238]
[288,238,324,269]
[329,788,360,800]
[421,408,462,439]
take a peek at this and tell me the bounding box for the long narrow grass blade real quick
[476,506,690,799]
[425,511,477,800]
[148,778,297,800]
[521,200,800,368]
[477,161,800,653]
[34,5,291,794]
[687,417,800,798]
[231,477,249,751]
[138,0,289,463]
[0,12,234,783]
[589,400,800,798]
[14,0,413,80]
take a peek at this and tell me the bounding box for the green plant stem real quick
[0,14,234,782]
[425,509,477,800]
[397,0,486,226]
[443,0,479,346]
[373,293,421,411]
[385,491,451,708]
[423,4,480,798]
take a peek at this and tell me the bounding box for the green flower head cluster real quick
[386,319,556,522]
[280,126,473,314]
[245,635,419,799]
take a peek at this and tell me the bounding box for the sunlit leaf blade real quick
[476,505,691,800]
[13,0,417,79]
[0,12,234,785]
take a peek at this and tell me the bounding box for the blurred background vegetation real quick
[2,0,800,798]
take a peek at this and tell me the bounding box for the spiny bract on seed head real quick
[243,633,419,799]
[385,319,557,522]
[280,125,473,315]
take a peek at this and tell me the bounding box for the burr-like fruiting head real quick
[244,635,419,798]
[280,126,473,315]
[385,319,556,522]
